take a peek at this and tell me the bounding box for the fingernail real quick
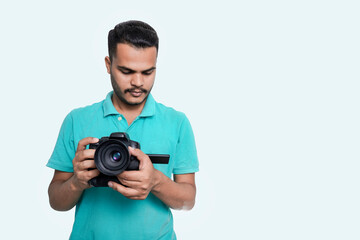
[108,182,113,188]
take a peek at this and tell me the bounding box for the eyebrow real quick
[117,65,156,74]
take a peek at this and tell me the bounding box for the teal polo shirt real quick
[47,92,199,240]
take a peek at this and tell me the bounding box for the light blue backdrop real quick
[0,0,359,239]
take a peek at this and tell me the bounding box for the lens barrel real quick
[94,139,130,176]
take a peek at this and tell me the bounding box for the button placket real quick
[114,115,128,131]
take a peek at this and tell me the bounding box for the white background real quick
[0,0,359,239]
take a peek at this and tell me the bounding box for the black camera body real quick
[88,132,169,187]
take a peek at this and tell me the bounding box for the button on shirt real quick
[47,91,199,240]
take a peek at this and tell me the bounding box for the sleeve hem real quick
[173,167,199,175]
[46,162,74,173]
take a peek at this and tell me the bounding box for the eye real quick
[120,69,132,75]
[142,70,154,76]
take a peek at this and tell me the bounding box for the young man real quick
[47,20,199,240]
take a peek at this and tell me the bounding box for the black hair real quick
[108,20,159,61]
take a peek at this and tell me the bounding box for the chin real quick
[126,96,148,106]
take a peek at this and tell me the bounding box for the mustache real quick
[125,88,148,94]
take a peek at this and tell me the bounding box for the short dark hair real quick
[108,20,159,61]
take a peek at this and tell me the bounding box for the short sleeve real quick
[46,112,76,172]
[172,115,199,174]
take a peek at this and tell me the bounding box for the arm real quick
[48,137,100,211]
[108,147,197,210]
[48,171,84,211]
[152,172,196,210]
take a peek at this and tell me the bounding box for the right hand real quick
[71,137,100,191]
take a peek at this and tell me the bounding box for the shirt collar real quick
[103,91,156,118]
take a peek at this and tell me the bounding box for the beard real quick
[110,73,153,106]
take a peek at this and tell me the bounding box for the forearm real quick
[48,175,84,211]
[151,171,196,210]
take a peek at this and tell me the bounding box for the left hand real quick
[108,147,159,200]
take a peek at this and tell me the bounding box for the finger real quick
[75,168,100,183]
[118,178,141,188]
[108,181,140,197]
[118,171,142,182]
[73,149,96,165]
[117,172,142,189]
[78,149,96,161]
[77,159,96,171]
[77,168,100,180]
[128,146,146,158]
[84,168,100,179]
[76,137,99,152]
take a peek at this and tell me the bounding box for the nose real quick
[130,73,144,87]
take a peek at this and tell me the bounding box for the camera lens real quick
[93,139,130,176]
[111,151,121,162]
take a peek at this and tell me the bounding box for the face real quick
[105,43,157,107]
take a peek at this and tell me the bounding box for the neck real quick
[111,94,147,125]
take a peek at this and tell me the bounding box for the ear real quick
[105,56,111,74]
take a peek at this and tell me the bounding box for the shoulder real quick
[155,101,188,122]
[59,99,105,132]
[68,99,104,119]
[152,101,195,137]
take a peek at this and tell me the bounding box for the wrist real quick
[69,175,87,192]
[151,169,164,193]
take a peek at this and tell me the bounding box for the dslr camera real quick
[88,132,169,187]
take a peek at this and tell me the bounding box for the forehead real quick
[112,43,157,70]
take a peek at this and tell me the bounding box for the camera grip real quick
[89,174,119,187]
[127,158,140,170]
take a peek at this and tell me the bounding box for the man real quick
[47,20,199,240]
